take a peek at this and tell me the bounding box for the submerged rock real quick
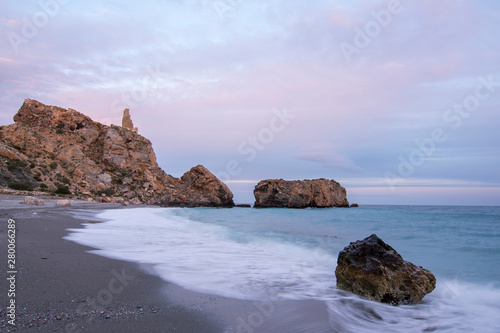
[335,234,436,305]
[253,178,349,208]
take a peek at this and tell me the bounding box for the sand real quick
[0,195,230,332]
[0,195,332,333]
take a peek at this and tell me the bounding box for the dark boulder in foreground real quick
[335,234,436,305]
[350,203,359,208]
[253,178,349,208]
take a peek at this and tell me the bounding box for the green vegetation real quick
[50,161,58,170]
[112,175,124,185]
[39,183,48,190]
[113,178,123,185]
[6,159,28,172]
[8,182,33,191]
[119,169,132,177]
[96,188,115,197]
[34,173,42,181]
[54,184,71,195]
[55,173,71,185]
[7,164,18,172]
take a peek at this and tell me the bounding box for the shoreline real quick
[0,195,229,332]
[1,195,499,332]
[0,194,337,333]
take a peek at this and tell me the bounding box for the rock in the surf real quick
[335,234,436,305]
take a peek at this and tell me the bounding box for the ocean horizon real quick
[65,204,500,332]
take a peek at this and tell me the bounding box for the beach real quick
[0,195,229,333]
[0,195,336,333]
[60,203,500,333]
[2,196,499,332]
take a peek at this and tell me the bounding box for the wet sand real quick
[0,195,332,333]
[0,196,229,332]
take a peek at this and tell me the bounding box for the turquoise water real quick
[66,205,500,332]
[185,205,500,286]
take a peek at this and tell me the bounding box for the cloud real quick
[294,152,361,171]
[348,186,500,206]
[1,0,499,205]
[340,177,500,188]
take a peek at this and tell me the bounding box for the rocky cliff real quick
[253,178,349,208]
[0,99,234,207]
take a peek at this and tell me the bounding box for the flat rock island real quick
[253,178,349,208]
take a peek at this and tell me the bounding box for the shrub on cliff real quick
[54,184,71,195]
[8,182,33,191]
[96,188,115,197]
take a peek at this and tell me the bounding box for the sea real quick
[65,205,500,333]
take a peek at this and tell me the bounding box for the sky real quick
[1,0,499,205]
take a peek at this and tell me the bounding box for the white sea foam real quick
[66,207,338,300]
[65,207,500,332]
[326,280,500,333]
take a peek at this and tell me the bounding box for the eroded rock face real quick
[121,108,137,133]
[158,165,234,207]
[253,178,349,208]
[0,99,234,207]
[335,234,436,306]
